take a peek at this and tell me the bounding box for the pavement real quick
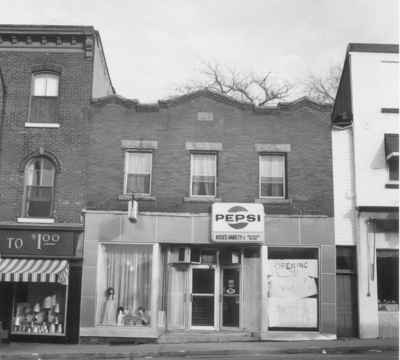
[0,338,398,360]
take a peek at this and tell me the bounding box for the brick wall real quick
[0,51,92,223]
[87,94,334,216]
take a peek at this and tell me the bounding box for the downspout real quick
[0,65,8,181]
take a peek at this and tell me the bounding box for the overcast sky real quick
[1,0,398,102]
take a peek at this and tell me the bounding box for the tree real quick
[174,62,292,106]
[305,64,342,104]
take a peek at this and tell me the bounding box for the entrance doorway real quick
[190,266,217,329]
[221,267,240,327]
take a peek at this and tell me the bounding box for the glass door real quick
[222,268,240,327]
[190,266,217,329]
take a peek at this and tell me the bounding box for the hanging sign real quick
[211,203,264,242]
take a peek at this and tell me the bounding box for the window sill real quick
[184,196,221,203]
[25,122,60,128]
[255,198,292,204]
[118,194,156,201]
[385,182,399,189]
[17,217,55,224]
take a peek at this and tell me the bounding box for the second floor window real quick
[124,152,152,195]
[259,154,286,198]
[30,73,59,123]
[190,153,217,197]
[23,157,55,218]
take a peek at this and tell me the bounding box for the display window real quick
[96,244,153,327]
[267,247,319,330]
[377,249,399,312]
[11,283,67,336]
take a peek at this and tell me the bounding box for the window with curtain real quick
[23,157,55,218]
[191,153,217,196]
[259,154,285,198]
[97,244,152,327]
[32,73,59,97]
[124,152,152,195]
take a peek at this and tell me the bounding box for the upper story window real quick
[124,152,152,195]
[384,133,399,182]
[29,73,59,125]
[23,157,55,218]
[190,153,217,197]
[259,154,286,198]
[32,73,59,97]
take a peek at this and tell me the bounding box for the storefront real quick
[80,203,336,341]
[0,224,83,343]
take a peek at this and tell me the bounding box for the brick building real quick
[80,90,336,342]
[0,25,113,343]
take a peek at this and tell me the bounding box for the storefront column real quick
[260,245,269,339]
[151,243,160,334]
[357,215,379,338]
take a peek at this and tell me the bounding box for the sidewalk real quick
[0,338,398,359]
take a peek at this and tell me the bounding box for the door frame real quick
[189,264,220,330]
[220,264,242,330]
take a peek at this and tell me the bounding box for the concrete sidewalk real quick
[0,338,398,359]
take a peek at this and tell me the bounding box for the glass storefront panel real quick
[11,283,67,336]
[267,247,319,330]
[96,244,153,327]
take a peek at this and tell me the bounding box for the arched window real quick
[23,157,55,218]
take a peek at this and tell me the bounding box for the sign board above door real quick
[211,203,265,243]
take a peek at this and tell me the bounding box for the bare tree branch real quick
[172,62,292,106]
[305,64,342,104]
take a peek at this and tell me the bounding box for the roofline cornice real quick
[0,24,95,35]
[91,90,332,113]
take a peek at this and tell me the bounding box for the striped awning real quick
[0,258,69,285]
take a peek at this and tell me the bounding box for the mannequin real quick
[101,287,116,325]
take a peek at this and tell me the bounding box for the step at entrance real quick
[159,330,259,343]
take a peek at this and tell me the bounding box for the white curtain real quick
[260,155,284,197]
[33,74,59,96]
[105,245,152,316]
[191,154,216,196]
[126,152,152,193]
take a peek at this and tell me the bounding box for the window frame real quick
[189,152,218,198]
[258,153,287,199]
[123,150,153,196]
[21,157,56,219]
[31,72,60,98]
[387,157,399,182]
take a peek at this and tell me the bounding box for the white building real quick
[332,43,399,338]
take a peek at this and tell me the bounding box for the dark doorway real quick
[0,283,13,335]
[336,246,358,337]
[222,268,240,327]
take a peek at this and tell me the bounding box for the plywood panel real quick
[167,266,186,329]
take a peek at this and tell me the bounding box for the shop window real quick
[96,244,152,327]
[190,153,217,197]
[12,283,66,336]
[259,154,286,198]
[377,249,399,311]
[267,247,318,329]
[124,152,152,195]
[23,157,55,218]
[29,73,59,123]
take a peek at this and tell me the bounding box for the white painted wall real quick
[349,52,399,207]
[332,128,356,245]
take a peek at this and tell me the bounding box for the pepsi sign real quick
[211,203,264,243]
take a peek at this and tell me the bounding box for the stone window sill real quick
[25,122,60,128]
[17,217,55,224]
[118,194,156,201]
[184,196,221,203]
[255,198,292,204]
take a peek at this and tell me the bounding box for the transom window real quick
[259,154,286,198]
[23,157,55,218]
[32,73,59,97]
[190,153,217,197]
[124,152,152,195]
